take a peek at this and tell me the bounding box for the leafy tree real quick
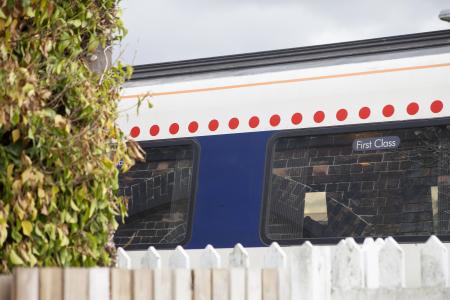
[0,0,141,272]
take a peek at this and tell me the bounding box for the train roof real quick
[127,29,450,85]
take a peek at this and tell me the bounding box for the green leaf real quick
[0,226,7,245]
[88,199,97,218]
[68,19,81,28]
[9,249,24,265]
[25,7,35,18]
[70,200,80,212]
[11,129,20,143]
[22,220,33,236]
[87,37,99,53]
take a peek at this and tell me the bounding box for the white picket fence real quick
[117,236,450,299]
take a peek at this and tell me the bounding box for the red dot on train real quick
[149,125,159,136]
[229,118,239,129]
[407,102,419,115]
[382,105,395,117]
[431,100,443,113]
[359,107,371,119]
[169,123,179,135]
[249,116,260,128]
[291,113,302,125]
[208,119,219,131]
[314,111,325,123]
[336,109,348,121]
[270,114,281,127]
[188,121,198,133]
[130,126,140,138]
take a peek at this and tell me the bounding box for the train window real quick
[262,125,450,243]
[114,142,197,249]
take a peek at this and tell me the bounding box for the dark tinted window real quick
[114,143,197,249]
[263,125,450,242]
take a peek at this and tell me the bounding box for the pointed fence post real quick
[263,242,290,300]
[362,238,380,288]
[170,246,192,300]
[141,246,162,269]
[117,247,131,269]
[291,242,330,300]
[421,235,448,287]
[375,238,385,247]
[378,237,405,288]
[229,243,249,268]
[292,242,316,300]
[169,246,190,269]
[332,238,364,290]
[228,244,249,300]
[263,242,286,268]
[201,244,221,268]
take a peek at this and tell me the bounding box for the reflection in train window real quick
[114,143,197,249]
[263,125,450,242]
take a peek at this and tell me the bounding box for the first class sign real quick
[352,136,400,151]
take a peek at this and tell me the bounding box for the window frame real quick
[118,138,200,250]
[260,117,450,246]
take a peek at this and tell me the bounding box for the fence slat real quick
[169,246,190,269]
[89,268,109,300]
[332,237,364,290]
[292,242,314,299]
[262,269,278,300]
[13,268,38,300]
[421,235,448,287]
[0,275,12,300]
[230,268,245,300]
[111,268,132,300]
[117,247,131,269]
[40,268,63,300]
[246,268,262,300]
[132,269,153,300]
[64,268,88,300]
[379,237,405,288]
[212,269,229,300]
[229,244,249,268]
[142,246,161,269]
[193,269,211,300]
[279,268,291,300]
[154,269,171,300]
[173,269,192,300]
[201,245,221,268]
[375,238,385,247]
[362,238,380,288]
[263,242,286,268]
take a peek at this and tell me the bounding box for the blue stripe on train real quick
[185,131,273,249]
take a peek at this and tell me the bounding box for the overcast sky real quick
[115,1,450,65]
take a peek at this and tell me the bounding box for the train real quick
[114,29,450,251]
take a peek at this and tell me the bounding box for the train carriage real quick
[114,29,450,251]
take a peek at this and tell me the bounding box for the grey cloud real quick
[114,0,450,65]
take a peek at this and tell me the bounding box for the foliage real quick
[0,0,141,272]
